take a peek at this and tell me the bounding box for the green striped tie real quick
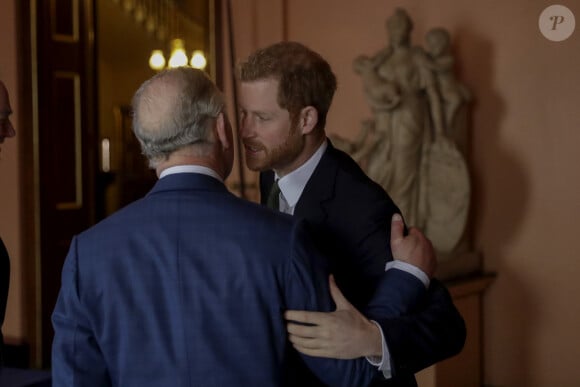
[266,180,281,210]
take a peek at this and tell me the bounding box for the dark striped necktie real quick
[266,180,281,210]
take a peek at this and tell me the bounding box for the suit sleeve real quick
[284,220,378,387]
[364,268,427,319]
[51,237,112,387]
[362,222,466,378]
[348,198,466,378]
[373,279,466,377]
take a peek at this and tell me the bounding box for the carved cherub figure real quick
[423,28,472,134]
[353,54,401,112]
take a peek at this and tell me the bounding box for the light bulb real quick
[190,50,207,69]
[134,3,146,23]
[168,39,188,68]
[168,49,188,68]
[122,0,135,13]
[149,50,166,71]
[145,15,156,33]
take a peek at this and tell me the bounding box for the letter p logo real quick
[550,15,565,30]
[539,5,576,42]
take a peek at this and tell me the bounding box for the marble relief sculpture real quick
[332,8,477,279]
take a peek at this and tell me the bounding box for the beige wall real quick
[226,0,580,386]
[2,0,580,385]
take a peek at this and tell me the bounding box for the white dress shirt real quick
[159,165,223,181]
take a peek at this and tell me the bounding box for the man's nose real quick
[239,116,252,138]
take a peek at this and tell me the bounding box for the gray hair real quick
[131,67,225,168]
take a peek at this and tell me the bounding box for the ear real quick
[298,106,318,135]
[215,112,231,150]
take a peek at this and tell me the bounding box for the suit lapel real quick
[293,143,338,223]
[259,141,340,223]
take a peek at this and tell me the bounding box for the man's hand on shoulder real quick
[391,213,437,278]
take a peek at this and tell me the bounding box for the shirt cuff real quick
[385,260,430,288]
[365,320,392,379]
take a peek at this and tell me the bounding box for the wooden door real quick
[35,0,98,366]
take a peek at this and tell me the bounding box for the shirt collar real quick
[276,140,327,209]
[159,165,223,182]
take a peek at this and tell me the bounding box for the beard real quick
[244,126,304,173]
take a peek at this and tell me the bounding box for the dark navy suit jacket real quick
[260,142,466,386]
[52,172,426,387]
